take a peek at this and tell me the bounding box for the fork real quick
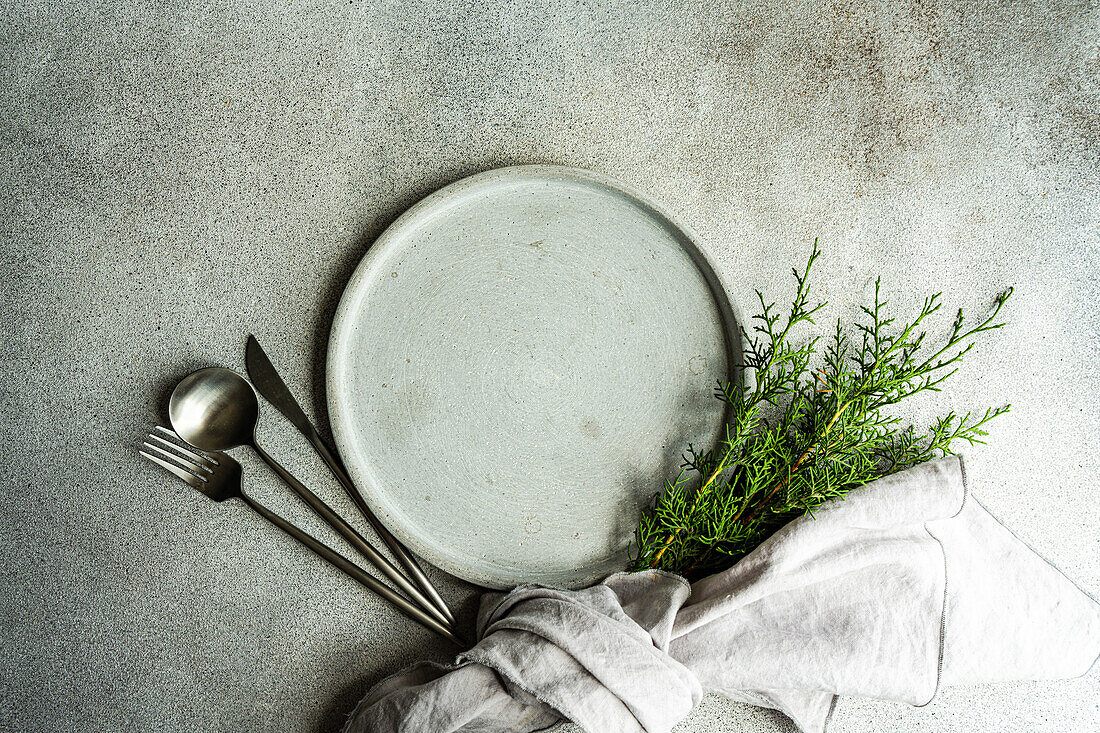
[141,427,463,646]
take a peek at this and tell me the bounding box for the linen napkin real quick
[345,457,1100,732]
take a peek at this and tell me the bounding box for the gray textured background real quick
[2,0,1098,731]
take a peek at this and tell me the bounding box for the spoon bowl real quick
[169,368,259,451]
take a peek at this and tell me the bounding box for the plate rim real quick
[326,164,741,589]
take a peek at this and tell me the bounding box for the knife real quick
[245,334,457,627]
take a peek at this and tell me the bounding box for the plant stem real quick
[650,452,732,565]
[727,400,850,534]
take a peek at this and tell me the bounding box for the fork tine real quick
[143,440,213,478]
[152,426,220,467]
[141,449,206,489]
[147,433,218,470]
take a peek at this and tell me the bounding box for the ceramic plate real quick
[327,166,738,589]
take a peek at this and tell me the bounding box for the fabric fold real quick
[345,457,1100,733]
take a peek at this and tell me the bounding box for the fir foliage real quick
[631,241,1013,578]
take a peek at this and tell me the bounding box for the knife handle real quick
[309,432,458,627]
[249,441,456,630]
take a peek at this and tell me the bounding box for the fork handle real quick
[240,492,464,646]
[249,442,453,630]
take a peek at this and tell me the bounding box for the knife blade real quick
[245,334,319,443]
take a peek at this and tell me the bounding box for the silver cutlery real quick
[245,334,456,626]
[167,367,454,630]
[140,427,463,645]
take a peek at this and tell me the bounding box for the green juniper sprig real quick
[631,240,1013,578]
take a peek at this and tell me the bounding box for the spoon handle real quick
[249,441,455,631]
[239,491,464,646]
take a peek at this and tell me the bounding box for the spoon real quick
[168,368,457,632]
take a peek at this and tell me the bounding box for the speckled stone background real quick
[1,1,1097,731]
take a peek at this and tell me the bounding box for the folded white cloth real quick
[345,457,1100,733]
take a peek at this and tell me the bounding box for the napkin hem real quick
[822,693,839,731]
[963,497,1100,679]
[913,454,966,707]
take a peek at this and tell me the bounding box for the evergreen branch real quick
[630,242,1013,578]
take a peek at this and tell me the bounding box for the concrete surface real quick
[1,0,1097,731]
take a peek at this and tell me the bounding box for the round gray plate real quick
[328,166,737,589]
